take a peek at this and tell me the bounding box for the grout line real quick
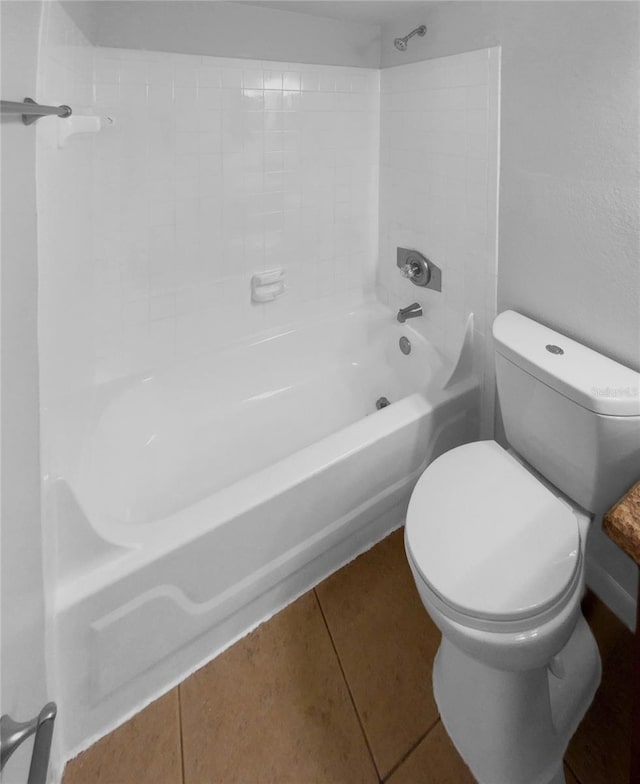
[177,684,187,784]
[563,757,583,784]
[380,717,441,783]
[313,588,383,782]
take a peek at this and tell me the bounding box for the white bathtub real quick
[51,302,479,759]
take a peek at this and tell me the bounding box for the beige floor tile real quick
[315,528,441,778]
[564,765,580,784]
[62,690,182,784]
[180,591,378,784]
[565,594,634,784]
[385,721,475,784]
[386,722,580,784]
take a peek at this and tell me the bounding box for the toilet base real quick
[433,612,601,784]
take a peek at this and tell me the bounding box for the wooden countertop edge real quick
[603,480,640,567]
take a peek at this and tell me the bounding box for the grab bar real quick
[1,702,57,783]
[1,97,72,125]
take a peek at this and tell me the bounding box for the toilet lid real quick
[405,441,581,622]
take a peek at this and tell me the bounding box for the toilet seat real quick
[405,441,581,631]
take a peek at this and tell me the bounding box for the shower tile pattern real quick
[378,50,500,435]
[62,530,632,784]
[91,48,379,382]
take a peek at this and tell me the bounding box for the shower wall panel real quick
[377,48,500,436]
[90,49,379,382]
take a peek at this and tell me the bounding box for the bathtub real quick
[51,301,479,759]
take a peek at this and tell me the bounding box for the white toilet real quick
[405,310,640,784]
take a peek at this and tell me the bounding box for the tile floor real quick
[63,528,634,784]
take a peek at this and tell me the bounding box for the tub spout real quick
[397,303,423,323]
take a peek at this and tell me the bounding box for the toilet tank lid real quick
[493,311,640,417]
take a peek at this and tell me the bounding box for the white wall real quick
[378,47,500,436]
[382,1,640,374]
[63,0,382,68]
[0,1,50,780]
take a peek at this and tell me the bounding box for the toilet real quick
[405,310,640,784]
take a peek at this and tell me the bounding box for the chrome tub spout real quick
[397,303,423,323]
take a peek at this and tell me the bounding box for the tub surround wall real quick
[89,48,379,382]
[378,48,500,436]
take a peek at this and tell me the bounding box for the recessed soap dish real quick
[251,268,285,302]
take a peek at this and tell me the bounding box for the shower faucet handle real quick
[396,248,442,292]
[400,261,424,282]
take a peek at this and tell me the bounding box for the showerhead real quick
[393,24,427,51]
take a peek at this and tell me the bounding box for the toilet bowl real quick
[404,310,640,784]
[406,441,589,670]
[405,441,601,784]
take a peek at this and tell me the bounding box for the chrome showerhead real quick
[393,24,427,51]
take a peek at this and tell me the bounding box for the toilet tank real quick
[493,311,640,515]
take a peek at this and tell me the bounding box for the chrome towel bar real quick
[0,702,57,783]
[1,97,72,125]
